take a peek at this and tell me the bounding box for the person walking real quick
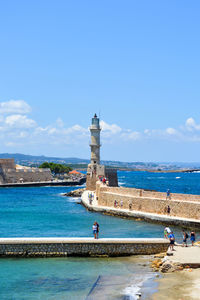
[92,222,98,239]
[169,231,175,251]
[190,231,196,246]
[182,230,188,247]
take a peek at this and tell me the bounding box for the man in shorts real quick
[169,231,175,251]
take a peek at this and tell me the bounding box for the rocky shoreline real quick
[64,188,85,197]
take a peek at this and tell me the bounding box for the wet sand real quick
[151,269,200,300]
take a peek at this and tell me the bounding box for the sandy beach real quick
[150,244,200,300]
[151,269,200,300]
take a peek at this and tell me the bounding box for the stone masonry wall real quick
[2,169,52,183]
[97,183,200,220]
[0,241,168,257]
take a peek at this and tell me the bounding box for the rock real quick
[64,188,85,197]
[160,262,174,273]
[151,258,163,269]
[160,261,183,273]
[154,252,166,258]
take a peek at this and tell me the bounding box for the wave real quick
[66,197,81,203]
[118,182,125,186]
[147,177,165,180]
[122,273,152,300]
[176,177,181,179]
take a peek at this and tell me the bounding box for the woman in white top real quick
[93,222,97,239]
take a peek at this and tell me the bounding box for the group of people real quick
[182,229,196,247]
[99,176,108,185]
[114,199,123,208]
[164,226,196,250]
[92,221,99,239]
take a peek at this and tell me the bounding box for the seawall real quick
[0,238,169,257]
[0,177,86,188]
[82,184,200,228]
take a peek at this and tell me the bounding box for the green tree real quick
[39,162,72,174]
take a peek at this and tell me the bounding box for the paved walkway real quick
[82,190,200,227]
[168,245,200,265]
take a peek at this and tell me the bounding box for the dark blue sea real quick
[0,171,199,299]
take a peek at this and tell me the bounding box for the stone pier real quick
[0,238,168,257]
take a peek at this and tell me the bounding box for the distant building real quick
[0,159,52,184]
[86,114,118,190]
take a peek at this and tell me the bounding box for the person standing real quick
[96,221,100,239]
[120,200,123,208]
[190,231,196,246]
[182,230,188,247]
[166,189,171,200]
[92,222,97,239]
[169,231,175,251]
[167,205,171,214]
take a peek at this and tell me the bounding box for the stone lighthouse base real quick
[86,163,118,191]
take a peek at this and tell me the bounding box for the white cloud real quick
[100,120,122,134]
[5,115,36,128]
[166,127,177,135]
[185,117,200,131]
[0,100,31,114]
[1,99,200,152]
[121,131,141,141]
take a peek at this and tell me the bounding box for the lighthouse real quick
[89,113,101,165]
[86,114,118,191]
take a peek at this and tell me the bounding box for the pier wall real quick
[0,238,169,257]
[96,183,200,220]
[4,168,52,183]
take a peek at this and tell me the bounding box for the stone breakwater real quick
[0,177,86,188]
[82,182,200,228]
[82,189,200,228]
[0,238,168,257]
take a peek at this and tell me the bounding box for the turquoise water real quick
[0,185,165,238]
[0,171,200,299]
[0,256,153,300]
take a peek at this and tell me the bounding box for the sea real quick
[0,170,200,299]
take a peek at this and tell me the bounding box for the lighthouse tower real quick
[89,113,101,165]
[86,114,118,191]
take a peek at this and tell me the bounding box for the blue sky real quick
[0,1,200,162]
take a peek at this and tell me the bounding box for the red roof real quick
[69,170,82,175]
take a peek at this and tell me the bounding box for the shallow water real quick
[0,171,200,299]
[0,256,156,300]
